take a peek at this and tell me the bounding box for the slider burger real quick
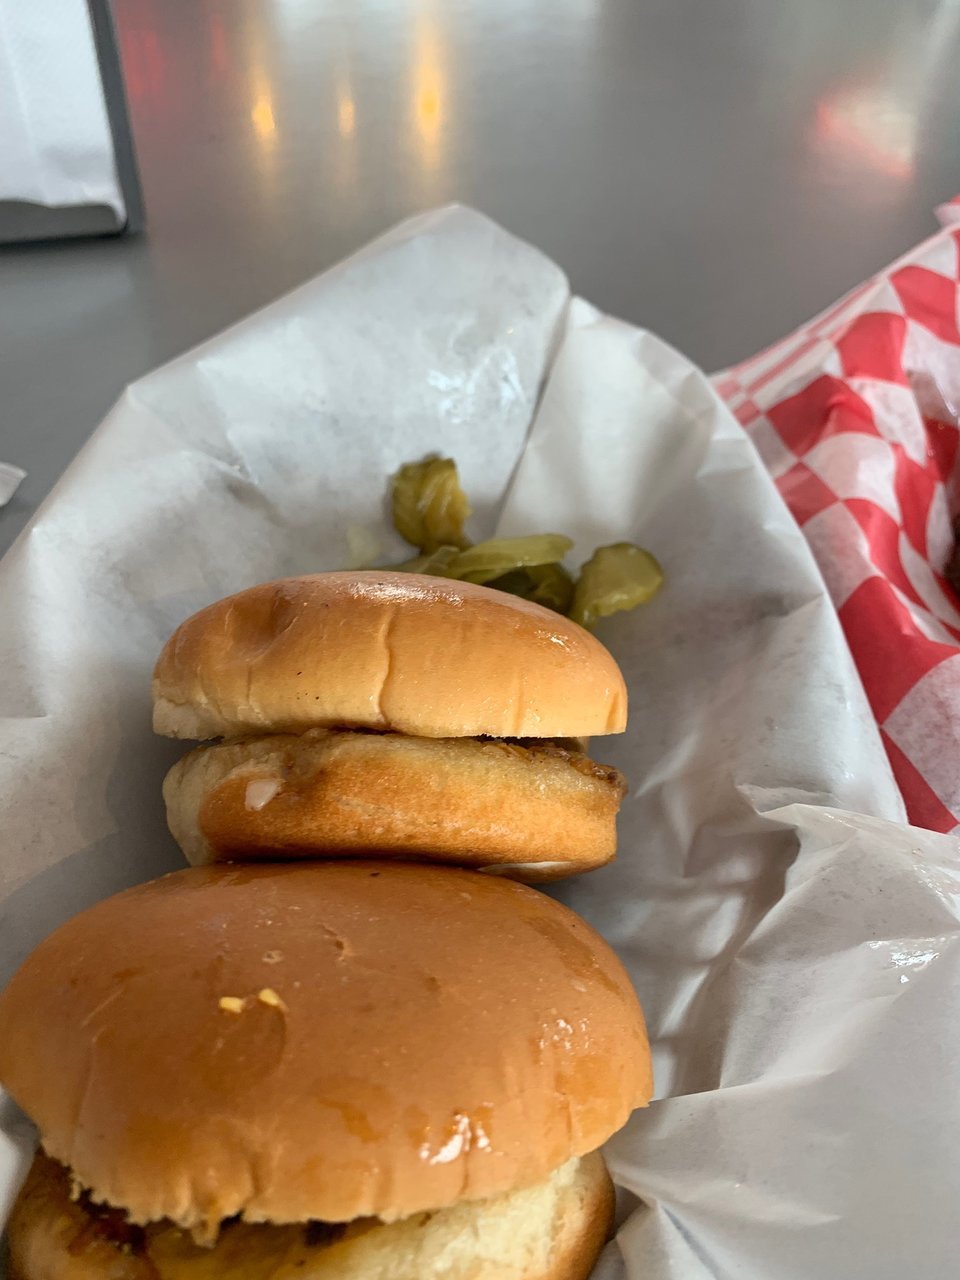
[155,572,629,880]
[0,860,653,1278]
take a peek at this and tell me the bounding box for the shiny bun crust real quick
[0,862,651,1238]
[7,1152,613,1280]
[163,730,626,879]
[152,573,628,741]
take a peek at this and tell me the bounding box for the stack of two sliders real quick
[1,572,653,1280]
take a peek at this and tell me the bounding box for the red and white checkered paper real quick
[715,198,960,834]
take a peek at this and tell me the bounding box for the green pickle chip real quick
[527,562,576,613]
[486,563,575,614]
[452,534,573,584]
[391,458,471,553]
[570,543,664,628]
[386,457,663,626]
[393,545,462,577]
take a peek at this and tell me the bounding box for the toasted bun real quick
[152,573,627,741]
[7,1151,613,1280]
[0,862,651,1238]
[163,730,626,879]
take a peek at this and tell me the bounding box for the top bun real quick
[0,861,652,1238]
[152,572,627,741]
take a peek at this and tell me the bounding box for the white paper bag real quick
[0,0,125,234]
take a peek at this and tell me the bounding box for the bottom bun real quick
[163,729,625,880]
[8,1150,613,1280]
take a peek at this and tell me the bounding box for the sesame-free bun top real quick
[0,862,652,1239]
[152,572,628,741]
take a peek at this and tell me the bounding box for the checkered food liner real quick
[716,199,960,833]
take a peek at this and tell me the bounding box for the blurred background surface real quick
[2,0,960,553]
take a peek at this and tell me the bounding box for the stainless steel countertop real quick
[2,0,959,557]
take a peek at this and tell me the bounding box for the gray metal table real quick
[2,0,959,558]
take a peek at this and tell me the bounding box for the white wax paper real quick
[1,206,955,1278]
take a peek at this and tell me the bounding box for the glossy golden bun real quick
[0,862,651,1240]
[7,1152,613,1280]
[162,730,625,879]
[152,573,628,741]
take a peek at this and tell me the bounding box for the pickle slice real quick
[386,458,664,625]
[486,563,575,614]
[527,562,576,613]
[452,534,573,584]
[571,543,663,628]
[391,457,471,552]
[393,545,462,577]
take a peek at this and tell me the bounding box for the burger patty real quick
[8,1152,612,1280]
[163,729,627,879]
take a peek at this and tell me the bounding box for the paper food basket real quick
[2,206,960,1279]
